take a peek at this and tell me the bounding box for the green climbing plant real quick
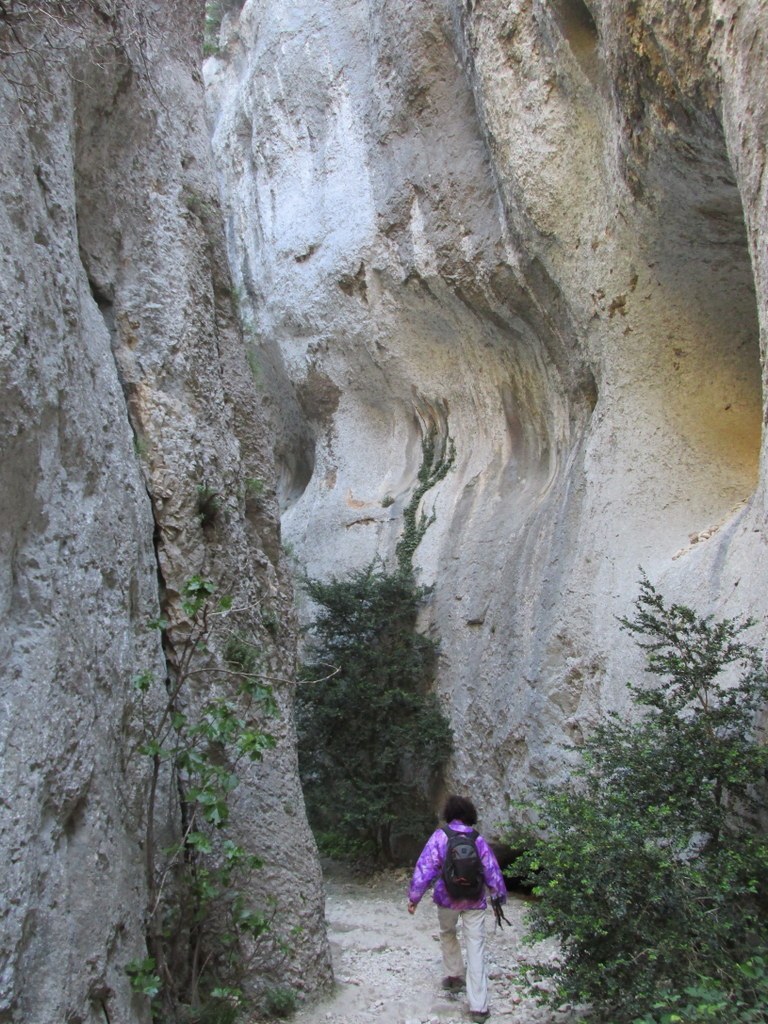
[396,430,455,575]
[132,577,279,1023]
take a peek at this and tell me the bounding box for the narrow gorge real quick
[1,1,766,1022]
[205,0,767,818]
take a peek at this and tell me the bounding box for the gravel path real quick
[291,870,580,1024]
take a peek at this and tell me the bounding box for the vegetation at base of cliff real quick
[296,562,453,864]
[506,573,768,1024]
[296,427,455,864]
[131,577,285,1024]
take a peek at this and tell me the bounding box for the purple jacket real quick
[408,820,507,910]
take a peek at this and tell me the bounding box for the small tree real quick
[508,574,768,1023]
[296,563,453,862]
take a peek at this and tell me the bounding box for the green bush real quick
[632,953,768,1023]
[296,563,453,863]
[508,574,768,1023]
[262,985,298,1019]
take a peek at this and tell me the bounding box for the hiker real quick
[407,794,507,1023]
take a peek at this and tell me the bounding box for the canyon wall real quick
[2,0,766,1018]
[0,3,330,1022]
[206,0,768,826]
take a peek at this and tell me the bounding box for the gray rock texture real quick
[0,3,330,1022]
[3,0,767,1018]
[206,0,768,825]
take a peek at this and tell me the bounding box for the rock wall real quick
[1,0,765,1017]
[0,3,330,1022]
[206,0,767,826]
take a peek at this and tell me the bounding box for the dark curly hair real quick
[442,794,478,826]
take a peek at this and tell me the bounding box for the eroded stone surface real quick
[2,1,767,1019]
[0,4,330,1021]
[206,0,767,827]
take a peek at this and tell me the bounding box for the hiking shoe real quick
[470,1011,490,1023]
[442,976,465,991]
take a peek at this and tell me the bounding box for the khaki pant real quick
[437,906,488,1013]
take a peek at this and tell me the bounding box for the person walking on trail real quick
[407,794,507,1023]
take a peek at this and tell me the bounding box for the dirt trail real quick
[292,870,578,1024]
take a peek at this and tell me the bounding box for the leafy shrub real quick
[508,574,768,1023]
[633,953,768,1023]
[262,985,298,1019]
[132,578,278,1021]
[296,563,453,863]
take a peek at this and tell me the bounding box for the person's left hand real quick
[407,900,417,915]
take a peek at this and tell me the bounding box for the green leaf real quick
[138,739,165,758]
[186,831,213,853]
[125,957,161,999]
[170,710,187,730]
[132,670,154,692]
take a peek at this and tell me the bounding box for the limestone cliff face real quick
[206,0,767,823]
[0,4,330,1022]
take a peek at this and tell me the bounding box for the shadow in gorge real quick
[624,101,762,530]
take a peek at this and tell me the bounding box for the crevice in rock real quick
[86,277,116,338]
[549,0,600,84]
[78,174,176,699]
[338,261,368,302]
[275,437,316,513]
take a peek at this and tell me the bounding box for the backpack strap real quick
[442,825,479,841]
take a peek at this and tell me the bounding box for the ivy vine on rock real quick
[395,429,456,576]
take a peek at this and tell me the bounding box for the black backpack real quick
[441,825,484,899]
